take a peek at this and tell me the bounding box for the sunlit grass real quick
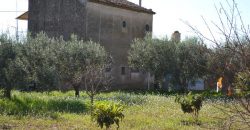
[0,90,235,129]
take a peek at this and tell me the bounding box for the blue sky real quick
[0,0,250,40]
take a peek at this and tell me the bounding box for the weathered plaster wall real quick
[86,2,153,89]
[28,0,154,89]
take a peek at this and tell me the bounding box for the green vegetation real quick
[0,91,88,117]
[128,34,176,88]
[92,102,124,129]
[0,90,238,130]
[233,71,250,96]
[175,92,203,123]
[0,34,26,99]
[128,36,208,91]
[1,1,250,129]
[0,32,110,99]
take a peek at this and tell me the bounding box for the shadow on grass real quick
[0,95,89,117]
[0,124,16,130]
[180,120,202,126]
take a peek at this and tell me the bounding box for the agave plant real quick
[92,102,125,130]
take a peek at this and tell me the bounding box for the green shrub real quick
[92,102,125,129]
[233,71,250,97]
[175,92,203,122]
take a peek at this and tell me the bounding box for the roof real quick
[16,11,28,20]
[16,0,155,20]
[89,0,155,14]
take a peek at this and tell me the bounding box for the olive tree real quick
[0,32,111,99]
[173,38,209,91]
[57,37,112,109]
[0,34,27,99]
[20,33,60,92]
[128,35,155,89]
[55,35,111,98]
[55,35,89,97]
[129,35,208,91]
[128,34,176,89]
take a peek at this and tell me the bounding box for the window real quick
[105,67,111,73]
[122,21,126,28]
[121,67,126,75]
[145,24,150,31]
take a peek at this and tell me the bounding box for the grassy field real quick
[0,91,234,130]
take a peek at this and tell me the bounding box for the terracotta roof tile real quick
[89,0,155,14]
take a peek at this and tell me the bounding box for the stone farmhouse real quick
[17,0,155,89]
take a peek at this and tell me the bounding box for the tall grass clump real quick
[0,91,149,118]
[47,97,88,113]
[0,91,89,117]
[97,92,148,106]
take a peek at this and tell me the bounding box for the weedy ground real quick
[0,91,235,130]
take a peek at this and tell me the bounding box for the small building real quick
[17,0,155,89]
[171,31,181,42]
[188,79,205,91]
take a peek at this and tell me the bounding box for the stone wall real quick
[28,0,87,39]
[28,0,154,89]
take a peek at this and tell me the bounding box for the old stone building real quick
[18,0,155,89]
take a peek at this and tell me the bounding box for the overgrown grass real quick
[0,91,89,117]
[0,90,238,129]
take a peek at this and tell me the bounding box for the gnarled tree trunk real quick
[4,85,12,99]
[72,82,80,97]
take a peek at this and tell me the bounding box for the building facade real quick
[24,0,155,89]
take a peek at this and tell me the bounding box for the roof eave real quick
[89,0,155,14]
[16,11,28,20]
